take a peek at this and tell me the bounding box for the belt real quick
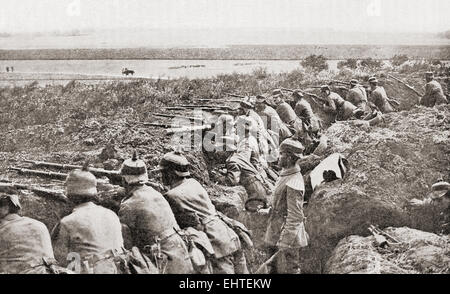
[201,214,219,226]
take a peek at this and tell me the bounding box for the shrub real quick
[391,54,410,67]
[301,55,329,72]
[358,58,383,70]
[337,59,358,70]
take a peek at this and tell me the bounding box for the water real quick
[0,59,345,80]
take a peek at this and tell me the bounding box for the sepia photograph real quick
[0,0,449,283]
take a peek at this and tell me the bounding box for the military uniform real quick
[256,105,292,143]
[0,214,56,274]
[52,202,125,274]
[324,92,357,121]
[294,100,320,133]
[370,86,394,113]
[420,80,447,107]
[264,139,309,274]
[119,184,194,274]
[346,86,369,113]
[165,178,248,274]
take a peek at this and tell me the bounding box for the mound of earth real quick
[325,227,450,274]
[300,104,450,273]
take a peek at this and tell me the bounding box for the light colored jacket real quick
[119,184,194,274]
[165,178,241,259]
[370,86,394,113]
[52,202,124,271]
[0,214,55,274]
[346,86,369,112]
[265,165,309,249]
[294,100,320,132]
[420,80,447,107]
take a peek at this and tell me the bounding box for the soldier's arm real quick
[277,185,306,249]
[323,97,336,113]
[51,222,70,267]
[225,161,241,186]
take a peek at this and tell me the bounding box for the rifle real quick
[369,225,401,244]
[151,113,204,122]
[387,74,424,97]
[9,167,68,181]
[22,161,122,182]
[166,124,213,135]
[174,104,235,111]
[0,182,68,202]
[165,107,230,112]
[280,88,328,104]
[329,79,352,86]
[139,122,183,128]
[194,98,242,103]
[225,93,245,99]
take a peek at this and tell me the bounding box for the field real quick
[1,44,450,60]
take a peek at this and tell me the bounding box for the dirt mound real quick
[300,104,450,273]
[325,227,450,274]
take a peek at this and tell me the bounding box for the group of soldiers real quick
[5,66,14,73]
[0,71,448,275]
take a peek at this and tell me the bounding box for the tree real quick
[391,54,409,67]
[301,54,329,72]
[337,58,358,70]
[358,58,383,70]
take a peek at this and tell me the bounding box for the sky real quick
[0,0,449,34]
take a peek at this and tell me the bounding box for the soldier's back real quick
[59,202,124,259]
[0,214,54,274]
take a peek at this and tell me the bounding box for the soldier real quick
[160,151,249,274]
[118,152,194,274]
[238,99,278,164]
[346,79,369,113]
[0,185,62,274]
[368,77,395,113]
[255,95,292,144]
[321,85,363,121]
[420,72,448,107]
[5,67,9,73]
[409,181,450,234]
[52,166,125,274]
[292,91,321,135]
[262,138,309,274]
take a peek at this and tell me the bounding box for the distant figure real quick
[10,67,14,72]
[420,72,447,107]
[6,67,9,73]
[122,68,135,76]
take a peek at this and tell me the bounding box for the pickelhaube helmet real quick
[65,162,98,200]
[159,151,191,177]
[368,76,378,84]
[120,151,149,184]
[0,184,21,210]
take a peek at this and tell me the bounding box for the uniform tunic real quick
[420,80,447,107]
[257,105,292,143]
[0,214,55,274]
[52,202,125,273]
[265,165,309,249]
[119,185,193,274]
[346,86,369,112]
[324,92,357,121]
[294,100,320,133]
[165,178,247,274]
[370,86,394,113]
